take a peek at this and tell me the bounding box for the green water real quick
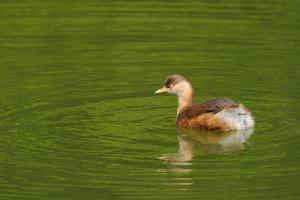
[1,0,300,200]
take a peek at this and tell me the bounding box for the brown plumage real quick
[176,98,238,131]
[177,113,230,131]
[176,98,238,120]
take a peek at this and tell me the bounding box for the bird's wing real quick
[177,98,238,120]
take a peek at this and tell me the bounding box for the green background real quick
[0,0,299,199]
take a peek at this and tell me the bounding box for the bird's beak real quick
[155,87,168,94]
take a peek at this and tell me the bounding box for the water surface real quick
[0,0,300,200]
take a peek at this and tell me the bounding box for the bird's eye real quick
[169,84,174,88]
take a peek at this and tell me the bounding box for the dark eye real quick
[165,78,174,88]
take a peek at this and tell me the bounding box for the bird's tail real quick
[216,104,255,130]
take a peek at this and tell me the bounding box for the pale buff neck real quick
[176,82,193,115]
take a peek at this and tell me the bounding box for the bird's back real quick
[177,98,238,120]
[176,98,254,131]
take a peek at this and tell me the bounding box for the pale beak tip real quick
[155,87,167,94]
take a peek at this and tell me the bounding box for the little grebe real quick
[155,75,254,131]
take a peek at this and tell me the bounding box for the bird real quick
[155,75,255,131]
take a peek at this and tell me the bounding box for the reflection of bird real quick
[158,129,254,177]
[179,128,254,154]
[155,75,255,131]
[159,128,254,164]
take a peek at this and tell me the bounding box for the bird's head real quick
[155,74,192,96]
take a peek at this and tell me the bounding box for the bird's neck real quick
[177,83,193,115]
